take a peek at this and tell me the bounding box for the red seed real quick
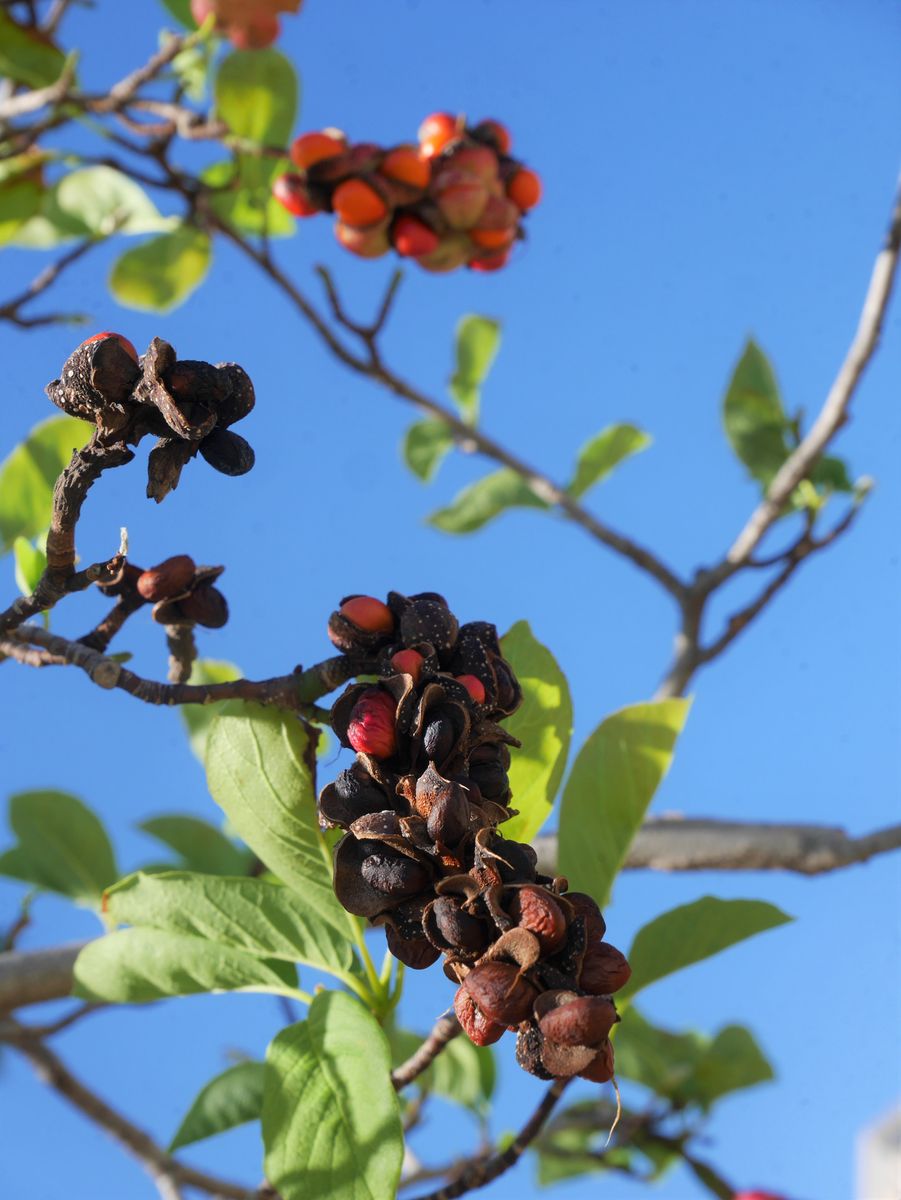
[390,649,424,684]
[456,674,486,704]
[347,688,397,759]
[79,332,138,363]
[340,596,394,633]
[392,215,440,258]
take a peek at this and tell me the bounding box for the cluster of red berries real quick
[320,592,631,1082]
[47,334,255,503]
[272,114,542,272]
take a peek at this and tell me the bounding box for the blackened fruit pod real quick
[385,923,440,970]
[179,585,229,629]
[578,1040,615,1084]
[199,428,255,476]
[399,597,459,656]
[359,845,430,899]
[425,897,491,955]
[215,363,256,427]
[564,893,607,942]
[515,1025,553,1080]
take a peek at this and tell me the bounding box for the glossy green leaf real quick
[449,315,500,423]
[109,226,212,313]
[73,928,297,1002]
[0,11,66,86]
[205,705,349,937]
[567,423,651,499]
[402,419,454,482]
[13,535,46,597]
[499,621,572,843]
[722,340,791,487]
[215,49,299,146]
[0,415,91,556]
[203,156,295,237]
[138,814,251,874]
[428,468,546,534]
[0,179,42,245]
[0,790,117,904]
[558,699,690,904]
[106,871,353,975]
[170,1060,265,1151]
[621,896,792,999]
[54,167,171,237]
[179,658,243,761]
[263,992,403,1200]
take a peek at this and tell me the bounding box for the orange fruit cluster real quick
[272,113,543,273]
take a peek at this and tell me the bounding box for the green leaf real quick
[205,705,350,937]
[203,156,295,237]
[499,621,572,843]
[215,49,299,146]
[0,415,91,556]
[139,815,251,875]
[0,790,117,904]
[558,699,690,905]
[689,1024,774,1108]
[809,454,854,493]
[54,166,172,237]
[263,992,403,1200]
[73,928,297,1003]
[170,1060,265,1151]
[105,871,353,975]
[427,468,546,534]
[402,419,454,482]
[449,315,501,423]
[0,179,42,245]
[390,1027,495,1114]
[613,1006,707,1099]
[722,339,791,488]
[0,11,66,87]
[621,896,792,999]
[180,658,243,762]
[160,0,199,32]
[109,226,212,313]
[567,423,651,499]
[13,535,47,597]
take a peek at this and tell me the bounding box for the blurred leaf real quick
[0,790,117,905]
[722,340,790,488]
[205,705,350,937]
[567,423,651,499]
[263,993,402,1200]
[110,226,211,312]
[106,871,353,974]
[13,535,46,596]
[428,468,545,534]
[402,419,454,482]
[621,896,792,999]
[689,1024,774,1108]
[54,167,172,237]
[180,658,242,761]
[390,1027,495,1114]
[139,814,251,874]
[0,11,66,87]
[170,1060,265,1150]
[0,179,42,245]
[809,455,854,493]
[203,156,294,236]
[0,415,91,556]
[558,699,690,905]
[215,49,299,146]
[73,928,296,1002]
[159,0,197,27]
[613,1007,707,1099]
[500,621,572,843]
[449,315,500,423]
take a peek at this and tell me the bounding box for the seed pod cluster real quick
[272,114,542,273]
[46,334,256,502]
[320,592,630,1081]
[99,554,229,629]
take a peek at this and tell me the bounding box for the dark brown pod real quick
[146,437,196,504]
[538,996,618,1048]
[98,562,144,599]
[579,942,632,996]
[578,1039,615,1084]
[319,766,395,829]
[359,845,430,899]
[136,555,196,603]
[199,428,255,476]
[453,987,505,1047]
[475,831,537,884]
[215,363,256,426]
[565,893,607,942]
[507,885,568,954]
[384,923,440,970]
[462,961,538,1026]
[515,1025,553,1079]
[399,597,459,656]
[425,780,471,850]
[540,1039,599,1079]
[179,585,229,628]
[423,897,491,955]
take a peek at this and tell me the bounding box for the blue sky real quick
[1,1,900,1198]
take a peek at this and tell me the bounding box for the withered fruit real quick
[136,555,196,603]
[579,942,632,996]
[507,885,568,954]
[463,961,538,1026]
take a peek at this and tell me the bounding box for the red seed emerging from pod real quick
[290,130,346,170]
[347,688,397,758]
[418,111,459,158]
[380,146,430,191]
[272,173,320,217]
[332,178,388,228]
[507,167,542,211]
[340,596,394,633]
[80,332,138,363]
[392,215,440,258]
[456,674,486,704]
[390,649,424,684]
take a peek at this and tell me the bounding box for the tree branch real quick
[0,941,87,1012]
[392,1011,461,1090]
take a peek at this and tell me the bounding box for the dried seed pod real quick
[360,845,430,899]
[423,715,457,764]
[579,942,632,996]
[425,779,471,850]
[98,562,145,599]
[399,596,459,655]
[424,897,491,955]
[215,363,256,426]
[136,555,196,603]
[329,595,396,655]
[178,585,229,629]
[515,1025,553,1079]
[199,428,255,476]
[385,923,440,970]
[453,987,505,1047]
[540,1039,599,1079]
[468,758,509,800]
[507,885,568,954]
[46,334,141,428]
[146,437,197,504]
[319,767,395,828]
[565,892,607,942]
[538,996,618,1047]
[462,961,538,1026]
[577,1039,615,1084]
[475,831,537,884]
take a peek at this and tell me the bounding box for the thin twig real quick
[392,1011,461,1090]
[165,623,197,684]
[0,237,99,328]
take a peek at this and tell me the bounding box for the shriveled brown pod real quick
[136,555,196,603]
[462,960,538,1026]
[579,942,632,996]
[384,923,440,970]
[578,1039,615,1084]
[199,428,255,476]
[453,987,505,1047]
[506,884,569,954]
[538,995,618,1048]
